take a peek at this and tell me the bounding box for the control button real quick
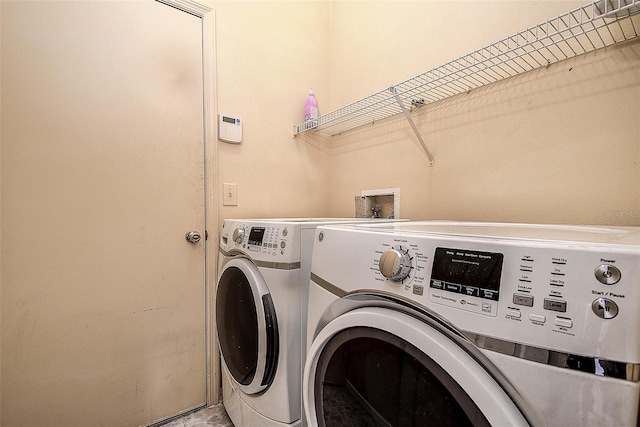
[481,302,492,313]
[282,228,288,237]
[506,309,521,318]
[413,285,424,296]
[445,283,462,293]
[280,241,286,249]
[595,265,621,285]
[592,298,619,319]
[543,299,567,313]
[481,289,499,301]
[529,314,546,323]
[513,294,534,307]
[555,317,573,328]
[430,280,444,290]
[461,286,479,297]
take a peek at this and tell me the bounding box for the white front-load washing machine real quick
[216,218,404,427]
[303,221,640,426]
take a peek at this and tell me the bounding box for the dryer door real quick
[216,257,279,395]
[304,307,537,427]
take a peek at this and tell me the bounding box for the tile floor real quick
[322,384,376,427]
[159,386,369,427]
[162,404,233,427]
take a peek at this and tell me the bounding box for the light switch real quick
[223,183,238,206]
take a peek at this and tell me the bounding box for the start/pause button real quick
[592,298,619,319]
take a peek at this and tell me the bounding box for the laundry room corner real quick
[213,0,332,226]
[209,0,333,413]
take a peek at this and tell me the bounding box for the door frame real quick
[157,0,220,406]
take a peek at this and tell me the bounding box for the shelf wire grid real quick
[294,0,640,136]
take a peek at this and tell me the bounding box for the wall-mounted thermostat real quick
[218,114,242,144]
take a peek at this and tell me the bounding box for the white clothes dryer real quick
[216,218,404,427]
[303,221,640,427]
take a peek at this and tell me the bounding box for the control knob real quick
[232,227,245,244]
[379,248,412,281]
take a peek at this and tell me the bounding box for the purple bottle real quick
[304,88,318,127]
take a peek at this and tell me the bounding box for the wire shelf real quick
[293,0,640,137]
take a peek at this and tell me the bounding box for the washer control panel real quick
[220,220,301,263]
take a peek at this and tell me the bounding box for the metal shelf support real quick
[390,86,434,166]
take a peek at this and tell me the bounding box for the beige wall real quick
[212,0,639,225]
[214,1,332,221]
[328,1,588,106]
[212,0,639,227]
[324,1,640,226]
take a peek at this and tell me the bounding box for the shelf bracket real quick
[390,86,434,166]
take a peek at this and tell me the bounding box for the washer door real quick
[216,257,279,395]
[304,307,533,427]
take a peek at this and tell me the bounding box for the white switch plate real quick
[223,183,238,206]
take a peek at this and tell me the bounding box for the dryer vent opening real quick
[314,328,490,427]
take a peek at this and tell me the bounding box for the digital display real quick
[222,116,236,124]
[430,247,503,301]
[248,227,265,246]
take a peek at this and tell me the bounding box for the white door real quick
[1,1,209,425]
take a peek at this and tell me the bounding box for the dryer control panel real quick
[429,247,503,317]
[312,222,640,362]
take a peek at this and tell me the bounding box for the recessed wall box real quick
[356,188,400,219]
[218,114,242,144]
